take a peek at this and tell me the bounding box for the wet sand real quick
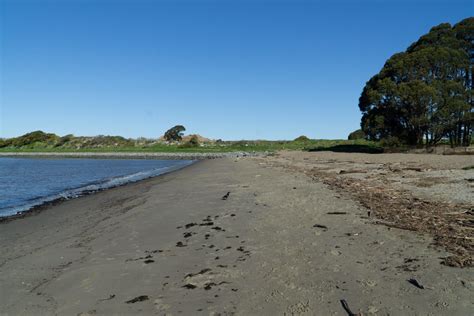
[0,156,472,315]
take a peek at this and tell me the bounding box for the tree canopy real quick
[359,17,473,146]
[164,125,186,142]
[347,129,366,140]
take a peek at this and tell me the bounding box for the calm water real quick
[0,157,194,217]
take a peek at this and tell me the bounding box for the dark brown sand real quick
[0,157,472,315]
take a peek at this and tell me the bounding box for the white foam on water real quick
[0,160,194,217]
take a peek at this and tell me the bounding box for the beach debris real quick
[460,280,469,288]
[204,281,229,290]
[99,294,116,301]
[441,255,473,268]
[212,226,224,231]
[204,282,217,290]
[200,222,214,226]
[339,169,367,174]
[125,254,153,262]
[185,268,211,278]
[313,224,328,230]
[222,192,231,200]
[345,232,361,237]
[184,223,197,229]
[340,299,360,316]
[404,167,423,172]
[126,295,149,304]
[176,241,187,247]
[145,249,163,254]
[183,284,197,289]
[183,232,193,238]
[408,278,425,289]
[144,259,154,264]
[313,163,473,267]
[327,212,348,215]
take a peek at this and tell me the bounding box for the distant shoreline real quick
[0,151,256,160]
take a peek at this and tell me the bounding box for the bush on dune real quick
[179,135,200,148]
[293,135,311,142]
[4,131,60,148]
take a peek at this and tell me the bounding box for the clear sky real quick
[0,0,471,140]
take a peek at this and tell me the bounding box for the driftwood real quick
[125,295,149,303]
[408,278,425,289]
[222,191,231,200]
[340,299,361,316]
[313,224,328,230]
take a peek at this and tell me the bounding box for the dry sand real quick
[0,155,473,315]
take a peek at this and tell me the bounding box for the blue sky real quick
[0,0,471,140]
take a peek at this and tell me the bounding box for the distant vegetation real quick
[359,17,473,147]
[293,135,311,142]
[0,131,134,149]
[179,135,200,148]
[0,130,380,153]
[164,125,186,142]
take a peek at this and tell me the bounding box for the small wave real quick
[0,160,194,217]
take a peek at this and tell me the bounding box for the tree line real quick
[359,17,473,147]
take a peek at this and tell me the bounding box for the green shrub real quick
[0,139,9,148]
[10,131,59,147]
[294,135,310,142]
[380,136,402,148]
[179,135,200,148]
[347,129,366,140]
[55,134,74,147]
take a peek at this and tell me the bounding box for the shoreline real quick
[0,151,258,160]
[0,159,202,224]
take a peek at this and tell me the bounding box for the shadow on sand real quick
[305,144,384,154]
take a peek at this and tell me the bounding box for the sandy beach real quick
[1,155,473,315]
